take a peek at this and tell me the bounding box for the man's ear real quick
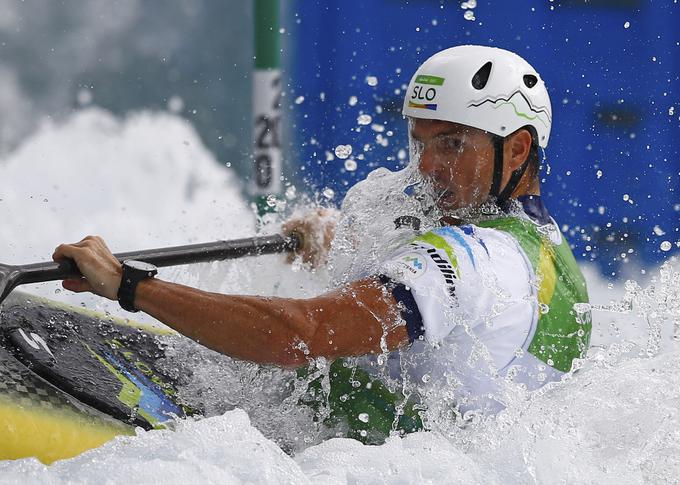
[504,129,533,171]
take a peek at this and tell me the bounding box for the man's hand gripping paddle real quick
[0,234,300,305]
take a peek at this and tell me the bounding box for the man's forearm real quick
[132,277,409,367]
[134,278,314,367]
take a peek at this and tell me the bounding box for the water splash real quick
[333,144,352,159]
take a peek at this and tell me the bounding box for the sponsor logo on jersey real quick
[425,248,457,298]
[396,252,427,278]
[410,243,457,298]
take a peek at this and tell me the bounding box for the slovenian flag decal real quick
[408,101,438,110]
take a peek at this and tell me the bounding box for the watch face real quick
[124,260,157,273]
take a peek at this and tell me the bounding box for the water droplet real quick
[514,348,524,358]
[348,95,358,106]
[294,95,305,105]
[539,303,550,314]
[464,10,476,20]
[547,358,554,366]
[421,374,431,383]
[653,225,666,236]
[660,241,672,252]
[596,170,603,179]
[334,144,352,159]
[365,76,378,87]
[573,302,592,314]
[358,412,370,423]
[669,106,675,116]
[285,186,297,200]
[344,159,357,171]
[339,394,348,402]
[370,123,385,133]
[397,149,407,161]
[322,187,335,200]
[359,430,368,437]
[622,194,630,201]
[357,114,372,125]
[623,21,630,28]
[266,194,278,207]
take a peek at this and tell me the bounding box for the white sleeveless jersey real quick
[373,219,575,415]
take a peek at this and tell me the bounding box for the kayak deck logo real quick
[408,74,444,111]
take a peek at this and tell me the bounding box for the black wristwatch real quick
[117,260,158,312]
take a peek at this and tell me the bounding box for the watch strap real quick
[117,262,156,312]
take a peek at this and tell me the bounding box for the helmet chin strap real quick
[489,135,505,201]
[489,134,530,207]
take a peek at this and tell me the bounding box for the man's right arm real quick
[53,235,411,367]
[133,275,410,366]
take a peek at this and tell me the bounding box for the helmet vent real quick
[471,62,493,90]
[523,74,538,88]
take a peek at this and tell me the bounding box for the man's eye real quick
[445,138,463,150]
[437,137,463,151]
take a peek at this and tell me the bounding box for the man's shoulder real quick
[400,224,530,277]
[475,213,564,249]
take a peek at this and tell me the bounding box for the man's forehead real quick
[410,119,481,138]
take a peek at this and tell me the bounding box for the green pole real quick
[252,0,282,216]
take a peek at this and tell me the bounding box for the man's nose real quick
[417,146,436,177]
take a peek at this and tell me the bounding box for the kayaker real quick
[53,45,591,426]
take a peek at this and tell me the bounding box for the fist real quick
[52,236,123,300]
[282,208,339,268]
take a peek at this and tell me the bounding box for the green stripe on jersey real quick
[415,232,460,276]
[477,217,591,372]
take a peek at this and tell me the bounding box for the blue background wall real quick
[285,0,679,274]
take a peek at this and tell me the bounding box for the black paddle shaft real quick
[0,234,300,304]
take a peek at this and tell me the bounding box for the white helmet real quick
[402,45,552,148]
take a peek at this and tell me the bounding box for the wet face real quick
[410,118,495,212]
